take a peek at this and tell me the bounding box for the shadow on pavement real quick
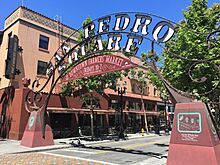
[69,135,128,142]
[71,143,166,159]
[154,143,169,147]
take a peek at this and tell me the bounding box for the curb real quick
[4,133,163,155]
[10,145,73,155]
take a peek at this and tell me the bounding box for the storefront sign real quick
[62,54,137,82]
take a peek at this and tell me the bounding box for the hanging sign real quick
[62,54,137,82]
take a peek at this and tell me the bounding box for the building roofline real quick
[5,6,79,33]
[5,6,21,21]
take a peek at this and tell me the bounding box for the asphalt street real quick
[42,134,170,165]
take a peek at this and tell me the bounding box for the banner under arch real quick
[62,54,137,82]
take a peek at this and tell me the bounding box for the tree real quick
[140,1,219,129]
[141,51,165,94]
[161,0,220,102]
[128,68,149,134]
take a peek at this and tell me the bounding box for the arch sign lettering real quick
[45,12,175,81]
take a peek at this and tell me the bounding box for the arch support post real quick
[20,105,54,147]
[167,102,220,165]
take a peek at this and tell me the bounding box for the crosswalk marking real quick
[62,148,96,154]
[40,152,118,165]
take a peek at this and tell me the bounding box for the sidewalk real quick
[0,133,158,155]
[0,133,168,165]
[0,152,118,165]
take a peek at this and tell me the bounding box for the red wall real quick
[0,87,110,140]
[0,87,28,140]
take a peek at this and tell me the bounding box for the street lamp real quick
[116,84,126,139]
[88,98,95,141]
[83,92,97,141]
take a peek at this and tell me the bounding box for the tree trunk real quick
[141,91,149,134]
[90,94,94,141]
[90,109,94,140]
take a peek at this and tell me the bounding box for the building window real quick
[144,87,150,95]
[37,60,48,75]
[131,82,139,94]
[128,101,141,111]
[108,99,119,110]
[39,35,49,50]
[154,88,157,96]
[131,83,135,93]
[145,103,154,111]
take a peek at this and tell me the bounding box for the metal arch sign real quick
[25,12,180,141]
[46,12,176,77]
[27,12,178,116]
[62,54,137,82]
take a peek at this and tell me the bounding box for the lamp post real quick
[117,86,126,139]
[84,92,96,141]
[89,98,95,141]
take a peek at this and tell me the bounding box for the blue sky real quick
[0,0,218,30]
[0,0,218,56]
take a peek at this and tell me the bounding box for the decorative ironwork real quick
[24,12,219,137]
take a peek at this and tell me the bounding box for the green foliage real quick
[162,0,220,101]
[141,51,165,93]
[80,94,100,109]
[61,82,73,96]
[61,17,125,96]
